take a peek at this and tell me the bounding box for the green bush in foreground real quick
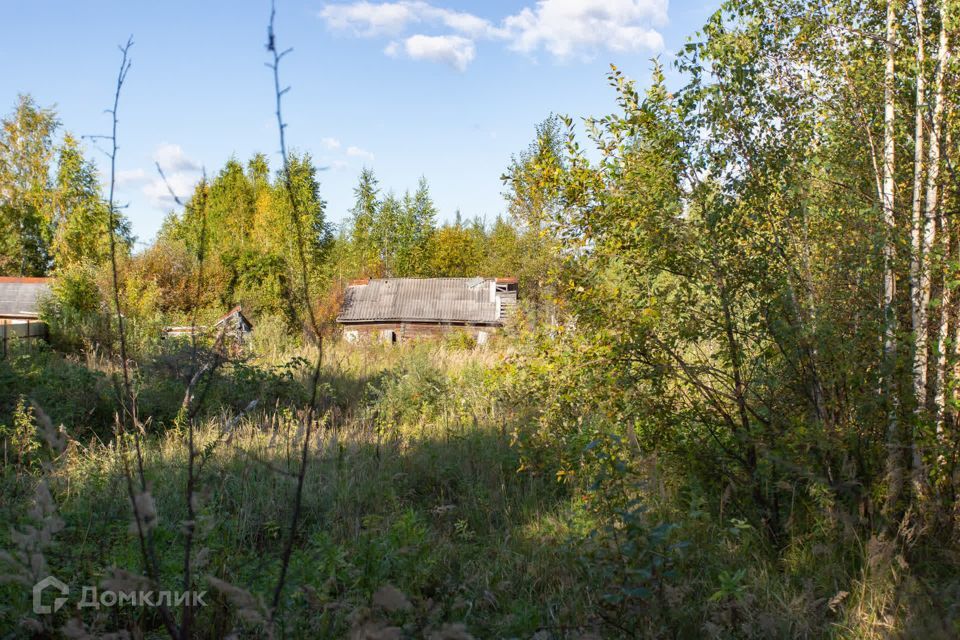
[1,342,956,638]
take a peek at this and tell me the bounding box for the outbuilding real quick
[0,276,52,348]
[337,277,518,344]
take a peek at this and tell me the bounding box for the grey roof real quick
[338,277,501,325]
[0,278,52,318]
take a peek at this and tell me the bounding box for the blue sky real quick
[2,0,720,247]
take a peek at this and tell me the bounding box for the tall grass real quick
[4,339,960,637]
[1,341,582,637]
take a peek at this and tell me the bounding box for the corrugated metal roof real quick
[337,277,502,324]
[0,278,53,318]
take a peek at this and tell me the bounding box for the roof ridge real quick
[0,276,54,284]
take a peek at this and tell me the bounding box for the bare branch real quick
[264,0,327,622]
[101,35,180,640]
[154,161,187,208]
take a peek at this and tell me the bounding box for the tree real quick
[154,151,331,325]
[482,216,522,278]
[427,220,484,277]
[0,96,132,277]
[0,95,59,275]
[374,192,402,276]
[51,134,130,269]
[511,0,960,555]
[501,116,568,317]
[393,177,437,277]
[349,168,381,274]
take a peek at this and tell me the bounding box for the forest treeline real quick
[0,94,560,341]
[2,0,960,635]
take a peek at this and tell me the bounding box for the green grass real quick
[1,341,958,638]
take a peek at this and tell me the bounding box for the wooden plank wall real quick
[341,322,499,343]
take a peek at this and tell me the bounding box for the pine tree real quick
[349,168,381,274]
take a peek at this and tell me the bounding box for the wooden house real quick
[0,277,52,348]
[0,277,52,322]
[336,277,518,344]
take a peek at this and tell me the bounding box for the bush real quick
[0,343,115,442]
[41,262,112,354]
[444,330,476,350]
[0,397,41,470]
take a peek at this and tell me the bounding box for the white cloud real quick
[115,168,148,187]
[142,170,201,208]
[153,143,201,173]
[321,137,342,150]
[386,34,475,71]
[119,143,203,208]
[320,1,502,38]
[317,136,374,166]
[320,1,418,36]
[319,0,666,67]
[504,0,667,59]
[346,146,376,162]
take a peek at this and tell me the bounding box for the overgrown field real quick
[1,335,956,639]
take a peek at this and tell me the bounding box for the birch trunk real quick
[882,3,898,357]
[911,0,929,413]
[927,4,950,426]
[882,0,902,517]
[935,224,951,422]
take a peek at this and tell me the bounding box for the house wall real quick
[0,316,40,325]
[1,319,48,356]
[340,322,499,344]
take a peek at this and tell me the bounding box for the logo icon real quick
[33,576,69,614]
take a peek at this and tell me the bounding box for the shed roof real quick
[337,277,501,325]
[215,305,253,330]
[0,277,53,318]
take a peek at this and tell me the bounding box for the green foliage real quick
[349,167,382,273]
[41,262,112,353]
[426,220,486,277]
[157,151,331,325]
[579,436,687,632]
[443,330,476,351]
[0,343,115,442]
[0,396,41,469]
[52,134,128,269]
[344,171,441,278]
[3,0,960,635]
[0,95,131,276]
[0,343,582,638]
[368,346,449,430]
[499,115,568,316]
[0,95,59,275]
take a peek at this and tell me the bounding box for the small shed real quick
[337,277,518,344]
[161,306,253,348]
[215,306,253,344]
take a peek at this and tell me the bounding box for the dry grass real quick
[2,340,958,637]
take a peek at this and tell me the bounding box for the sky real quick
[2,0,721,247]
